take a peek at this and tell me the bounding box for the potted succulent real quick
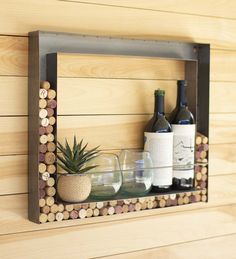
[57,136,99,203]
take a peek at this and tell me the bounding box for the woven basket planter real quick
[57,174,91,203]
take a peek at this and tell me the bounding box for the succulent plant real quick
[57,136,99,174]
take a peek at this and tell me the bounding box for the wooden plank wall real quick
[0,0,236,258]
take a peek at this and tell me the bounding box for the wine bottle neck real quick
[154,95,164,115]
[177,84,187,107]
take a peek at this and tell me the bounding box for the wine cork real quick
[39,189,46,199]
[47,212,55,222]
[196,172,202,181]
[39,144,47,153]
[159,199,166,208]
[45,152,56,165]
[39,198,46,207]
[201,195,207,202]
[147,201,154,209]
[197,133,208,144]
[149,196,155,202]
[63,211,70,220]
[45,196,54,206]
[65,204,74,212]
[201,167,207,175]
[58,204,65,212]
[131,198,138,204]
[39,163,47,174]
[122,204,129,213]
[39,213,48,223]
[178,192,185,198]
[134,202,142,211]
[177,197,184,205]
[115,205,123,214]
[40,81,50,90]
[39,126,46,135]
[70,210,79,219]
[39,180,46,189]
[56,212,64,221]
[41,118,49,127]
[47,164,56,174]
[196,135,202,145]
[165,198,172,207]
[202,174,207,182]
[201,188,207,195]
[39,89,47,99]
[198,144,209,152]
[46,177,55,187]
[153,200,158,208]
[200,151,207,159]
[156,196,163,201]
[39,134,48,144]
[46,108,54,117]
[124,199,131,205]
[39,109,48,119]
[117,200,124,206]
[39,153,45,162]
[41,205,50,214]
[109,200,117,207]
[86,208,93,218]
[39,99,47,109]
[41,172,50,181]
[89,203,96,209]
[96,202,104,209]
[141,202,147,210]
[78,209,87,219]
[45,125,53,134]
[93,208,99,217]
[47,134,54,142]
[170,194,176,200]
[81,203,89,210]
[163,195,169,200]
[99,207,108,216]
[200,181,207,189]
[138,197,146,204]
[49,116,56,126]
[183,196,190,204]
[172,199,178,206]
[108,206,115,215]
[195,194,201,202]
[50,204,59,214]
[47,99,57,109]
[47,89,56,99]
[46,186,56,197]
[128,204,135,212]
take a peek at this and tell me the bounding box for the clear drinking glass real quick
[119,150,153,196]
[86,153,122,200]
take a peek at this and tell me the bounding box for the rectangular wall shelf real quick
[28,31,210,224]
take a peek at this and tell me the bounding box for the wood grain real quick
[0,155,27,195]
[210,82,236,113]
[0,77,27,115]
[0,174,234,236]
[209,144,236,175]
[58,53,184,79]
[0,117,27,155]
[1,204,236,258]
[57,115,151,150]
[58,78,177,115]
[101,234,236,259]
[0,1,236,50]
[209,114,236,144]
[65,0,236,19]
[0,36,27,76]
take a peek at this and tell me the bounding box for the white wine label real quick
[144,132,173,186]
[172,124,195,179]
[173,169,194,180]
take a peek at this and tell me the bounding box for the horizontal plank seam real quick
[92,232,236,259]
[58,0,236,21]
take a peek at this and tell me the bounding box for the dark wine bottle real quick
[170,80,195,190]
[144,89,173,192]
